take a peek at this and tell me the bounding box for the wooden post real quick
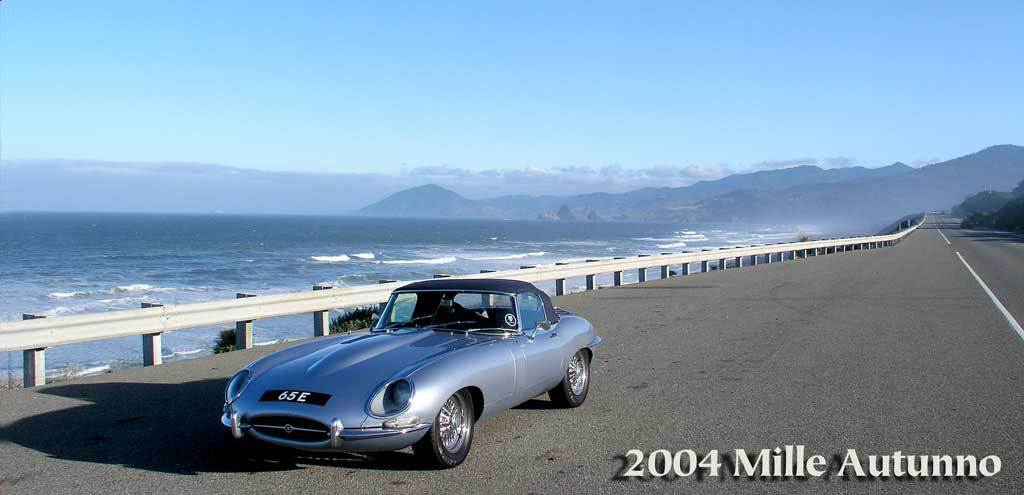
[235,293,256,350]
[553,263,569,295]
[313,285,331,338]
[637,255,650,282]
[21,314,46,387]
[585,259,599,290]
[140,302,164,366]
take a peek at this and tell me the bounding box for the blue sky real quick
[1,1,1021,188]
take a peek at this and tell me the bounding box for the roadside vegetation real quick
[958,180,1024,232]
[330,307,377,334]
[795,228,812,242]
[213,328,236,354]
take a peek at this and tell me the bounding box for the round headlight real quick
[370,379,413,416]
[225,369,250,404]
[383,379,412,415]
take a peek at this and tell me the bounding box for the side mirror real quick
[370,313,381,328]
[525,321,551,340]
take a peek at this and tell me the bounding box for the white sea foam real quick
[656,241,688,249]
[350,252,376,259]
[489,237,499,240]
[48,284,212,299]
[162,348,204,359]
[48,291,88,299]
[469,251,546,261]
[380,256,457,265]
[311,254,351,263]
[74,365,111,377]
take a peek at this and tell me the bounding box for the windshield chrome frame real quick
[372,289,523,334]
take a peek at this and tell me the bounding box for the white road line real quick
[937,228,951,245]
[956,251,1024,343]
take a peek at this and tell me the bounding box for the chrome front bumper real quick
[221,412,431,452]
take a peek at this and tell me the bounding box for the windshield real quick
[375,291,519,332]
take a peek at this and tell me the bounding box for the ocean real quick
[0,211,803,384]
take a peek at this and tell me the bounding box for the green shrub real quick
[213,328,236,354]
[330,307,377,334]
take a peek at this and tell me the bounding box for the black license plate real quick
[259,390,331,406]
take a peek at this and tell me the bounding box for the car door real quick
[515,292,565,400]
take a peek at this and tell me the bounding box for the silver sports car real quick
[221,279,601,468]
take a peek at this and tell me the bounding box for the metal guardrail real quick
[0,218,922,386]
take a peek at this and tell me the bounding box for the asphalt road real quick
[1,215,1022,494]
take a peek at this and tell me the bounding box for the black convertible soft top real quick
[395,278,559,323]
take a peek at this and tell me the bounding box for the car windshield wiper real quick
[466,328,514,335]
[425,321,480,331]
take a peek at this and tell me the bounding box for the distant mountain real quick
[959,179,1024,232]
[355,145,1024,232]
[479,162,914,220]
[679,145,1024,230]
[356,184,502,219]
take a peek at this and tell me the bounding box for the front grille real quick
[251,415,329,443]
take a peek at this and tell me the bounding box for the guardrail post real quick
[612,257,625,286]
[312,285,332,338]
[21,314,46,387]
[790,250,797,260]
[735,256,742,268]
[660,253,672,278]
[701,260,709,273]
[235,293,256,350]
[638,255,650,281]
[718,257,727,270]
[140,302,164,366]
[680,262,690,275]
[585,259,599,290]
[750,254,758,266]
[553,263,569,295]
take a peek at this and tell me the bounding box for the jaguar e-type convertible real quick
[221,279,601,468]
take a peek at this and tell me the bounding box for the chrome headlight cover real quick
[224,369,251,404]
[368,379,414,417]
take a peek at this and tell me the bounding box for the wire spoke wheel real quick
[437,394,468,453]
[568,351,588,397]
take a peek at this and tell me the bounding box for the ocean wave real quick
[74,365,111,377]
[379,256,457,265]
[311,254,351,263]
[44,296,150,315]
[469,251,546,261]
[350,252,376,259]
[631,237,679,242]
[47,284,213,299]
[48,291,89,299]
[162,348,204,359]
[656,241,688,249]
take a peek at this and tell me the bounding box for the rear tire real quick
[549,349,590,408]
[413,389,474,468]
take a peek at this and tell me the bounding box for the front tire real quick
[413,389,474,468]
[549,349,590,408]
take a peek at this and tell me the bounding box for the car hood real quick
[237,329,487,425]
